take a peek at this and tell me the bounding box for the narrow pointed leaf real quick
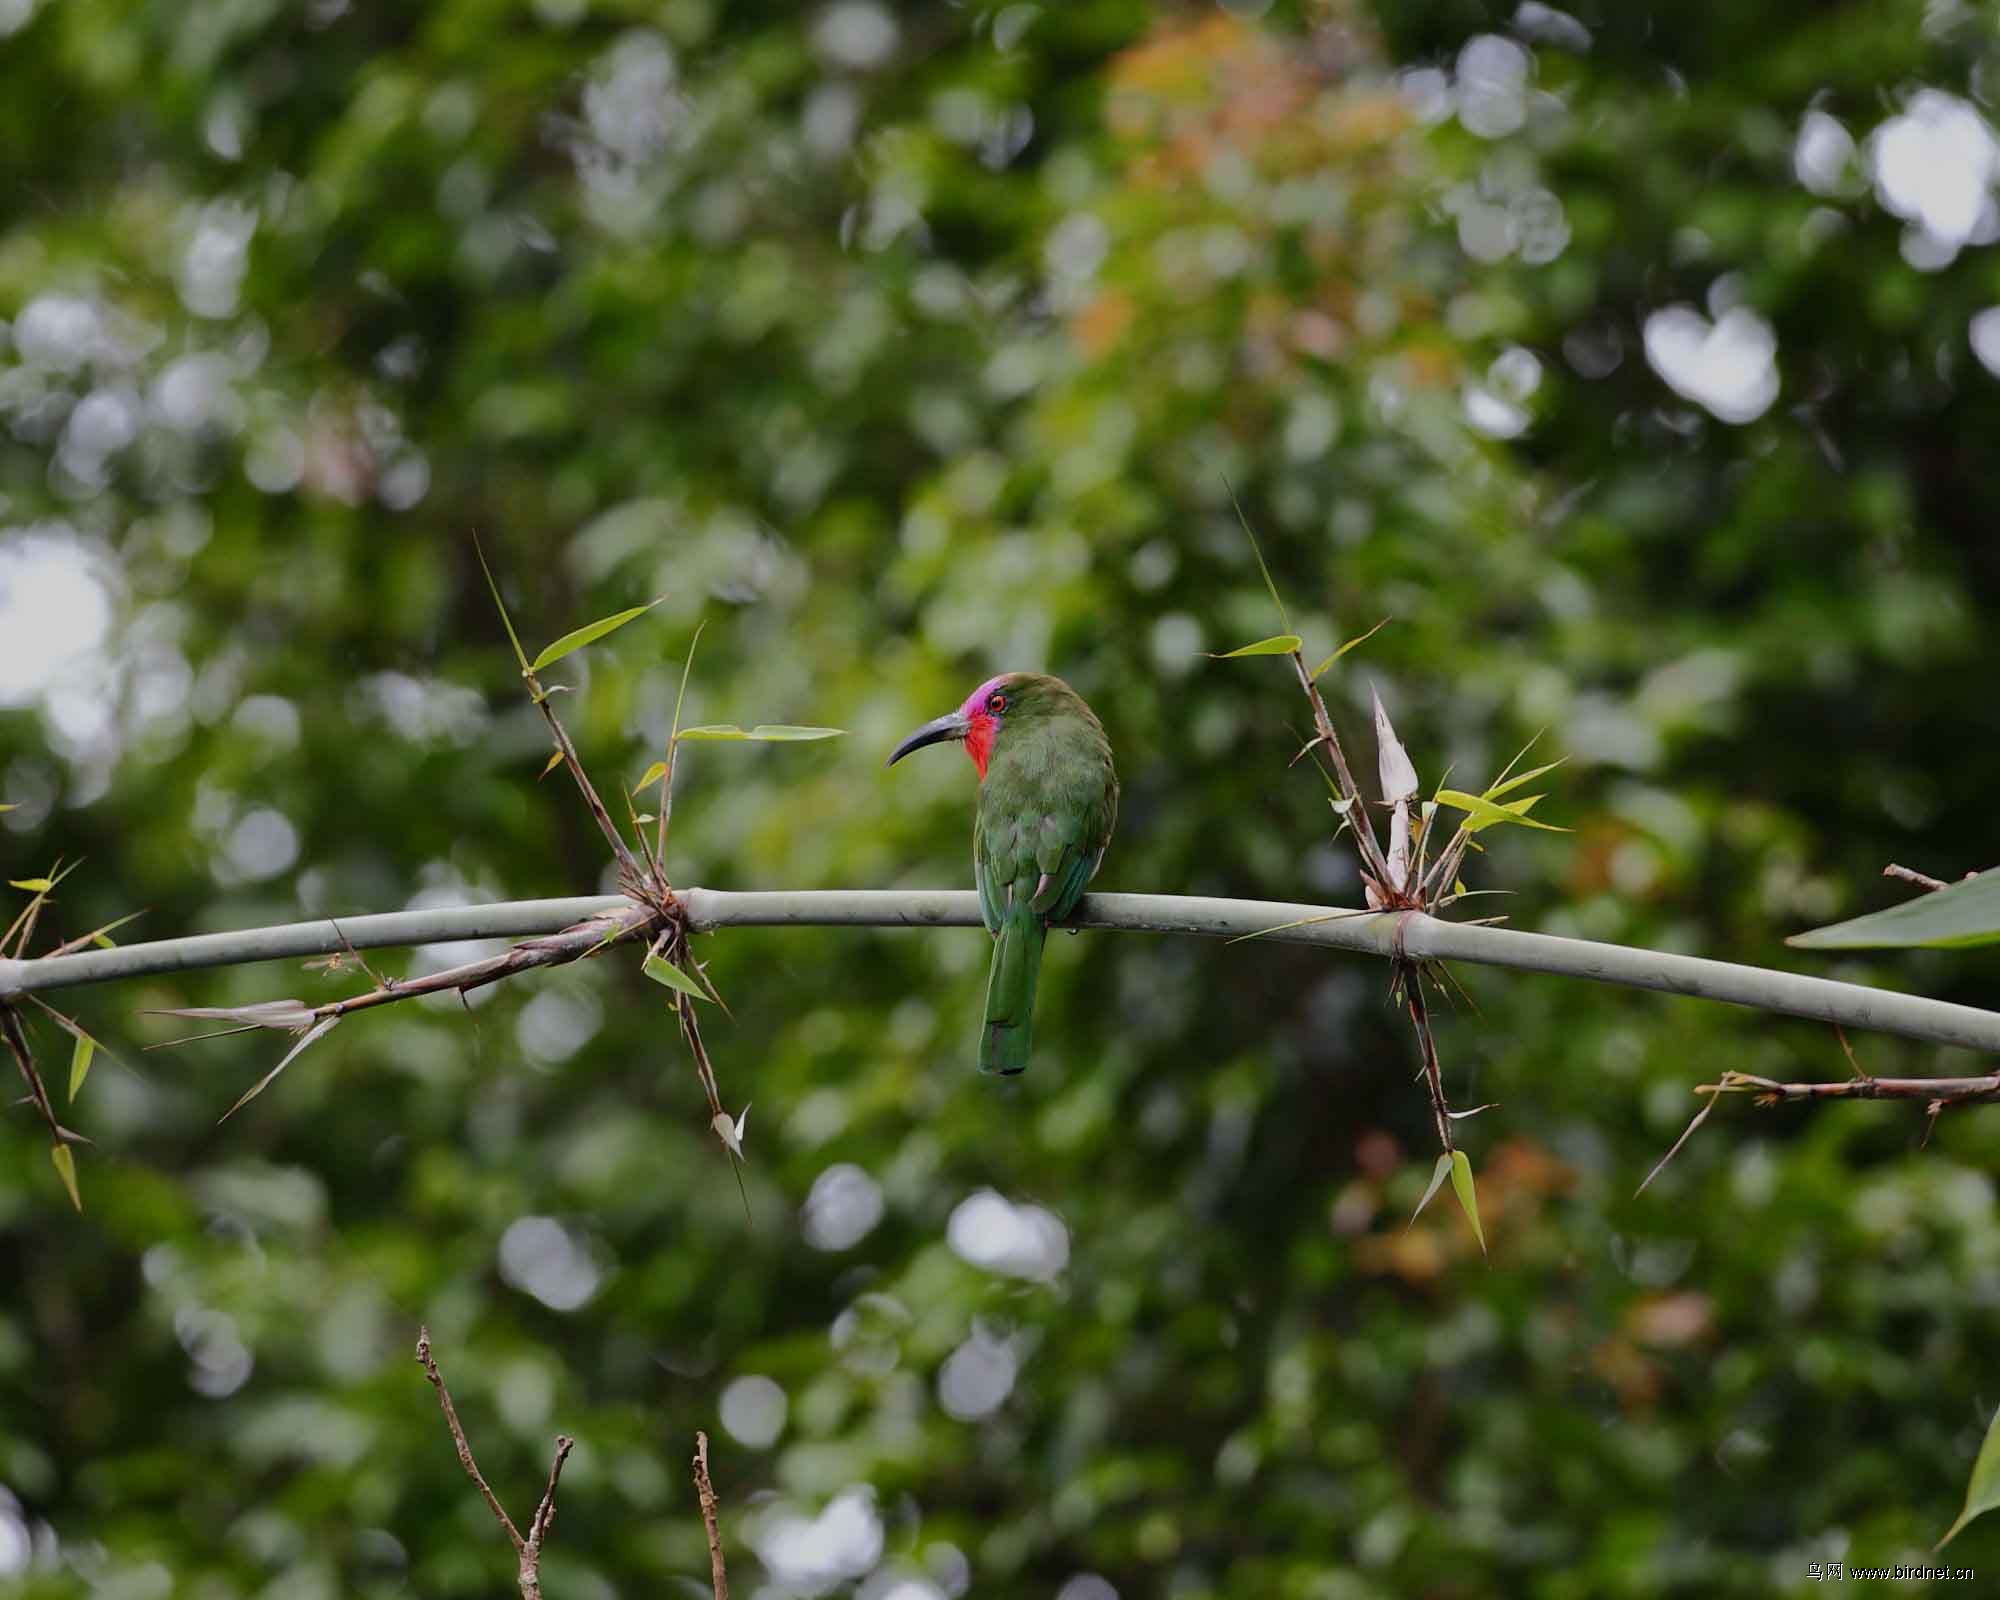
[9,878,53,893]
[1223,474,1291,632]
[633,761,669,792]
[1790,871,2000,951]
[1939,1404,2000,1549]
[538,751,565,780]
[745,724,846,741]
[1410,1153,1453,1226]
[472,532,531,675]
[221,1016,339,1122]
[1434,789,1569,833]
[50,1143,81,1211]
[1484,759,1566,803]
[1449,1149,1486,1255]
[530,597,665,671]
[675,725,750,742]
[1312,616,1392,678]
[68,1034,94,1102]
[153,999,317,1030]
[0,803,17,812]
[51,910,145,957]
[1207,634,1302,659]
[643,952,710,1000]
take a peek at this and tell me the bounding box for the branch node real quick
[694,1430,729,1599]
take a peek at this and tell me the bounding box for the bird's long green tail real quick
[981,902,1044,1075]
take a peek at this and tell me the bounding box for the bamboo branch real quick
[4,889,1999,1053]
[692,1431,728,1600]
[416,1326,573,1600]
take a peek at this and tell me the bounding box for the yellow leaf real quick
[1207,634,1302,659]
[50,1144,81,1211]
[69,1035,94,1101]
[1449,1149,1486,1256]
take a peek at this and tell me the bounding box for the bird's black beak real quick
[886,711,970,767]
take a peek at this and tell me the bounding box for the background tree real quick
[4,0,2000,1593]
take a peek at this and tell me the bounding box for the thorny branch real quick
[1645,1016,1996,1192]
[693,1431,729,1600]
[47,558,755,1166]
[417,1326,573,1600]
[1274,633,1473,1162]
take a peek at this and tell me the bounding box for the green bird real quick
[888,672,1118,1075]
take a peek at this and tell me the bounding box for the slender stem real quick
[693,1431,728,1599]
[415,1326,523,1554]
[1700,1070,2000,1103]
[5,890,1999,1054]
[1286,648,1391,887]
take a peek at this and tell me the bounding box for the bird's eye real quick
[987,691,1007,714]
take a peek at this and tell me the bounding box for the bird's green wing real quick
[975,807,1035,933]
[1028,806,1108,920]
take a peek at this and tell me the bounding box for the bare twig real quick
[1884,862,1955,894]
[416,1326,574,1600]
[1285,648,1393,891]
[1696,1069,2000,1105]
[416,1326,521,1552]
[527,1434,576,1584]
[693,1431,728,1600]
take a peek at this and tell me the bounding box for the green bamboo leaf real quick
[643,952,711,999]
[1790,871,2000,951]
[472,532,531,675]
[530,597,665,671]
[745,725,846,741]
[68,1034,94,1101]
[10,878,54,892]
[1311,616,1391,678]
[1207,635,1302,659]
[1411,1153,1453,1225]
[1449,1149,1486,1255]
[1434,789,1569,834]
[1484,759,1566,803]
[67,911,144,951]
[1939,1403,2000,1549]
[676,725,750,742]
[50,1143,81,1211]
[632,761,669,792]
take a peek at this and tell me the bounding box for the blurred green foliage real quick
[5,0,2000,1594]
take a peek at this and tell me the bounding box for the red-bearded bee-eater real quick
[888,673,1118,1075]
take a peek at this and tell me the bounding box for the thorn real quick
[1637,1089,1721,1198]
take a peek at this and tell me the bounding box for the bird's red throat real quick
[963,713,996,779]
